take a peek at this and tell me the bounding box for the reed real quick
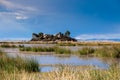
[20,46,72,54]
[0,44,17,48]
[78,47,95,55]
[94,46,120,58]
[0,50,4,56]
[57,42,76,46]
[54,47,72,54]
[0,50,39,73]
[56,42,117,46]
[0,65,120,80]
[20,45,120,58]
[77,46,120,58]
[20,46,55,52]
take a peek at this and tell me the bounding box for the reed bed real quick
[77,46,120,58]
[20,46,72,54]
[0,50,4,56]
[78,47,95,55]
[57,41,120,46]
[54,47,72,54]
[20,45,120,58]
[0,44,17,48]
[1,41,120,46]
[0,65,120,80]
[0,50,39,73]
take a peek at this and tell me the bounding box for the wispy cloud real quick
[0,0,37,11]
[0,12,28,32]
[75,34,120,39]
[0,0,39,34]
[0,0,38,20]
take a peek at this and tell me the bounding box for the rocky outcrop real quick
[31,32,77,42]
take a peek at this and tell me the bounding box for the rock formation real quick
[31,32,77,41]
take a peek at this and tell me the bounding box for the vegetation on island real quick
[78,46,120,58]
[19,45,120,58]
[20,46,71,54]
[1,41,120,58]
[0,44,17,48]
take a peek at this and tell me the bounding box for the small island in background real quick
[31,30,77,42]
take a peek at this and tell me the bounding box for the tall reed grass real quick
[0,65,120,80]
[78,47,95,55]
[57,41,120,46]
[20,46,72,54]
[20,45,120,58]
[20,46,54,52]
[0,44,17,48]
[54,47,72,54]
[77,46,120,58]
[0,50,39,73]
[0,50,4,56]
[57,42,76,46]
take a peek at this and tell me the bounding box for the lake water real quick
[2,48,120,72]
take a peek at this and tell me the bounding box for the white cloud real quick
[0,12,29,32]
[16,16,27,20]
[0,0,38,20]
[0,12,28,20]
[16,15,28,20]
[0,0,37,11]
[0,0,36,35]
[75,34,120,39]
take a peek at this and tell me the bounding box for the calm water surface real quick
[2,48,120,72]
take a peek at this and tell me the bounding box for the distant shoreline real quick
[1,39,120,43]
[1,38,120,42]
[1,40,120,47]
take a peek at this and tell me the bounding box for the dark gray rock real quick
[31,32,77,42]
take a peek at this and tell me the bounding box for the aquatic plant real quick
[0,44,17,48]
[20,46,55,52]
[94,46,120,58]
[77,46,120,58]
[0,65,120,80]
[0,51,39,73]
[54,47,72,54]
[78,47,95,55]
[0,50,4,56]
[57,42,76,46]
[20,46,72,54]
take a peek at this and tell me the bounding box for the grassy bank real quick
[0,50,39,73]
[78,46,120,58]
[0,65,120,80]
[2,42,120,58]
[0,44,17,48]
[56,41,120,46]
[20,46,72,54]
[19,45,120,58]
[1,41,120,46]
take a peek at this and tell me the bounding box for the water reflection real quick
[40,66,57,72]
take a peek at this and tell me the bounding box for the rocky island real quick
[31,31,77,41]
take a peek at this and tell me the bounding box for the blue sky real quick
[0,0,120,40]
